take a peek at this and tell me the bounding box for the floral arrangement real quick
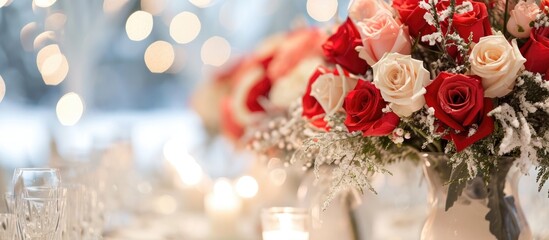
[193,28,327,140]
[224,0,549,239]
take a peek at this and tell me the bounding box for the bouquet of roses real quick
[241,0,549,239]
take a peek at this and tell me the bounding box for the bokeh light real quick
[144,41,175,73]
[33,31,56,50]
[170,11,201,44]
[34,0,56,8]
[20,22,39,52]
[0,0,10,8]
[45,13,67,31]
[0,75,5,103]
[141,0,166,16]
[163,137,203,186]
[200,36,231,66]
[125,11,153,41]
[189,0,212,8]
[306,0,338,22]
[103,0,129,14]
[235,176,258,199]
[269,168,287,186]
[56,92,84,126]
[36,44,69,85]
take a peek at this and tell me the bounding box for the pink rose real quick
[356,11,412,66]
[348,0,393,21]
[507,0,540,38]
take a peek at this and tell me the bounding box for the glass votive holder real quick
[261,207,310,240]
[0,213,16,239]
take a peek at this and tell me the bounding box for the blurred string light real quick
[45,13,67,31]
[103,0,129,14]
[163,137,203,186]
[235,176,258,199]
[33,31,56,50]
[141,0,165,16]
[34,0,56,8]
[36,44,69,85]
[144,41,175,73]
[125,11,153,41]
[170,11,201,44]
[20,22,39,52]
[306,0,338,22]
[201,36,231,66]
[189,0,212,8]
[56,92,84,126]
[0,75,5,103]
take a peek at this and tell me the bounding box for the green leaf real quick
[445,161,468,211]
[485,163,520,240]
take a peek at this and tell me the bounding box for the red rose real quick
[520,27,549,80]
[542,0,549,13]
[424,72,494,151]
[322,18,369,75]
[393,0,435,38]
[343,80,400,136]
[393,0,491,43]
[302,67,330,129]
[446,1,492,43]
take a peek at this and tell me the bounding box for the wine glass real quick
[17,196,66,240]
[11,168,61,198]
[0,213,16,239]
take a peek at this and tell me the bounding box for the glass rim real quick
[13,168,59,171]
[261,207,308,215]
[21,197,66,201]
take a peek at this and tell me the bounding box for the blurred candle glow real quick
[235,176,258,199]
[126,11,153,41]
[170,11,201,44]
[204,178,242,237]
[144,41,175,73]
[163,138,203,186]
[201,36,231,66]
[306,0,338,22]
[56,92,84,126]
[262,208,310,240]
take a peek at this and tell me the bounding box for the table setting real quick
[1,0,549,239]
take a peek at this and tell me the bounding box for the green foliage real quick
[445,161,469,211]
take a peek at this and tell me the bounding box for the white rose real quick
[269,57,324,108]
[231,66,265,125]
[310,68,358,116]
[372,52,430,117]
[469,34,526,98]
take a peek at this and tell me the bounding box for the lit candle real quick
[204,178,242,239]
[261,207,310,240]
[262,230,309,240]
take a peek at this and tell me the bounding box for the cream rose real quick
[469,34,526,98]
[372,53,430,117]
[506,0,540,39]
[310,69,358,116]
[356,10,412,66]
[348,0,393,21]
[269,57,324,108]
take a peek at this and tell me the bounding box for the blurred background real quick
[0,0,548,239]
